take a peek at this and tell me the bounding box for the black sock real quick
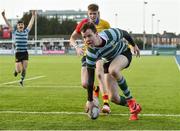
[21,70,26,81]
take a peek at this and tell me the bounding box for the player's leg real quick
[108,54,141,120]
[15,62,22,76]
[81,56,98,91]
[105,73,127,106]
[81,56,89,89]
[104,62,128,107]
[20,60,28,84]
[19,51,29,86]
[109,55,133,99]
[81,66,88,89]
[14,52,22,77]
[95,60,111,113]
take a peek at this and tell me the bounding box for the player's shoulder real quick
[98,19,110,29]
[79,18,89,24]
[76,18,89,33]
[101,28,121,38]
[77,18,89,27]
[99,19,110,25]
[99,18,108,23]
[108,27,122,33]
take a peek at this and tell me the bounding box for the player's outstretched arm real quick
[87,67,95,102]
[85,67,95,111]
[70,31,84,56]
[1,10,13,32]
[122,30,140,57]
[27,10,36,31]
[132,44,140,57]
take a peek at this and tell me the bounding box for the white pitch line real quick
[0,75,46,86]
[174,56,180,72]
[0,85,81,88]
[0,111,180,117]
[1,85,80,87]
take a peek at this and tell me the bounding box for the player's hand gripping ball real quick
[86,101,100,120]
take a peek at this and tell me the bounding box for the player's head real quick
[17,20,25,32]
[80,22,98,46]
[87,4,99,24]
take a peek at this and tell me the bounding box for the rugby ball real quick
[88,105,100,120]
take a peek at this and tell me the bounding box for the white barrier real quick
[0,49,14,54]
[176,50,180,55]
[28,50,43,55]
[0,49,43,55]
[140,50,152,55]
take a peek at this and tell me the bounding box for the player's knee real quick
[16,70,21,73]
[96,72,103,80]
[109,69,119,78]
[110,96,120,104]
[96,69,104,79]
[81,81,88,89]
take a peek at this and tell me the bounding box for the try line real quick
[0,75,46,86]
[0,111,180,117]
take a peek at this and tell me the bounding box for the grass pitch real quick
[0,55,180,130]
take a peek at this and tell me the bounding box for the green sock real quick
[119,95,127,106]
[117,77,132,99]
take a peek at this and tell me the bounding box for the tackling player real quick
[70,4,111,113]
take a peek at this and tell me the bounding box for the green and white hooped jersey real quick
[86,28,128,68]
